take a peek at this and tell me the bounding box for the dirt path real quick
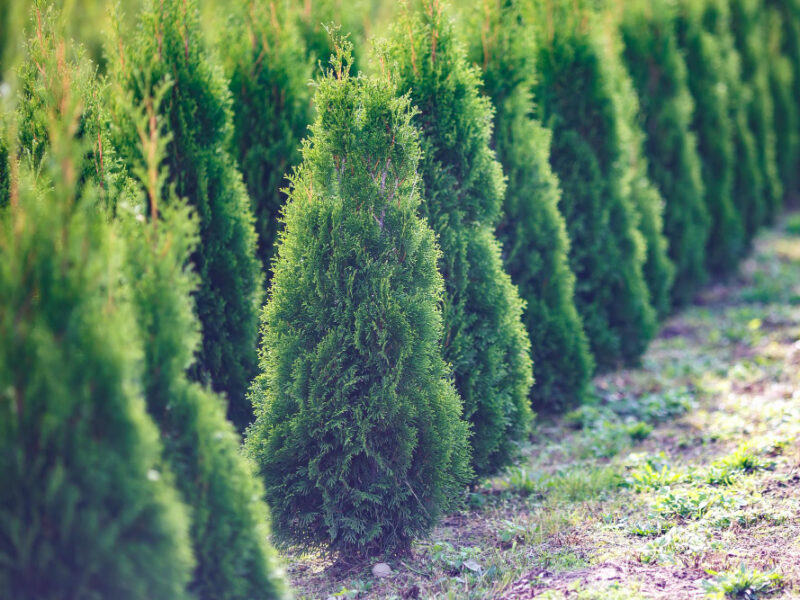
[289,218,800,599]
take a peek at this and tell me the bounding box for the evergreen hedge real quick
[765,3,800,198]
[531,0,657,368]
[0,99,194,600]
[14,16,289,598]
[245,40,472,554]
[764,0,800,198]
[701,0,765,246]
[596,4,676,319]
[120,90,289,600]
[223,0,313,278]
[620,0,711,305]
[388,2,534,473]
[729,0,783,223]
[675,0,745,274]
[115,0,263,429]
[0,133,8,208]
[465,0,594,412]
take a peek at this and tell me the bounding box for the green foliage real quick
[466,0,594,412]
[654,487,740,520]
[120,90,289,600]
[625,461,682,490]
[532,0,657,368]
[729,0,783,224]
[675,0,745,275]
[703,443,774,485]
[765,3,800,199]
[0,132,8,208]
[702,0,765,246]
[114,0,263,428]
[14,19,288,597]
[595,6,675,318]
[15,7,116,203]
[702,564,784,598]
[245,41,472,554]
[388,2,533,475]
[765,0,800,199]
[620,0,711,305]
[0,105,194,600]
[223,0,313,278]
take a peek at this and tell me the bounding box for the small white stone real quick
[371,562,392,578]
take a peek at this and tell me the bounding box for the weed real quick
[628,519,673,537]
[704,444,775,485]
[625,421,654,441]
[496,520,529,546]
[653,488,741,520]
[709,508,790,529]
[701,563,784,598]
[546,466,622,502]
[626,462,683,490]
[505,466,546,497]
[640,527,708,564]
[429,542,482,576]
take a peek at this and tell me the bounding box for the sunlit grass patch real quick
[653,487,747,520]
[701,563,784,599]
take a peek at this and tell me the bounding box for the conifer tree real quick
[0,133,8,207]
[595,4,676,319]
[701,0,765,245]
[729,0,783,223]
[0,88,194,600]
[764,4,799,198]
[119,89,289,600]
[114,0,263,429]
[222,0,313,276]
[245,39,472,554]
[529,0,657,367]
[15,15,132,218]
[465,0,593,412]
[14,16,290,598]
[764,0,800,198]
[387,2,533,472]
[675,0,745,274]
[620,0,711,305]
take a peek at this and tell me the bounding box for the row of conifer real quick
[1,0,799,596]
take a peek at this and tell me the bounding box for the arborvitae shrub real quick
[702,0,765,245]
[120,91,289,600]
[765,4,799,198]
[596,4,676,319]
[465,0,593,413]
[0,105,194,600]
[0,133,8,208]
[15,18,289,598]
[620,0,711,305]
[729,0,783,223]
[115,0,263,429]
[764,0,800,198]
[245,41,472,554]
[531,0,657,368]
[223,0,313,277]
[675,0,745,275]
[388,2,533,473]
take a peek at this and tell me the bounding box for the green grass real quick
[702,564,784,598]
